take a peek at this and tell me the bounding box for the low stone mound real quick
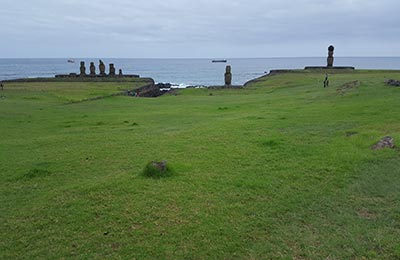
[385,79,400,87]
[143,160,173,178]
[372,136,395,150]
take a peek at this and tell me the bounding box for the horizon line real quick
[1,56,400,59]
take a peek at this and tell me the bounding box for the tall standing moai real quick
[327,45,334,67]
[99,60,106,76]
[119,69,123,77]
[109,64,116,76]
[79,61,86,76]
[224,65,232,86]
[89,62,96,76]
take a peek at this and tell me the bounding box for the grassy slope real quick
[0,71,399,259]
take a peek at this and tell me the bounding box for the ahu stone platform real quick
[55,60,140,81]
[304,66,355,70]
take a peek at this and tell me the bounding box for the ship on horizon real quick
[211,59,227,63]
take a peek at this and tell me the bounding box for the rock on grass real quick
[143,160,173,178]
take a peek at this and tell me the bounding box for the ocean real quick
[1,57,399,86]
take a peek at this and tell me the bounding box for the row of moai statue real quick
[79,60,123,77]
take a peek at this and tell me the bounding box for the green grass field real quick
[1,70,399,259]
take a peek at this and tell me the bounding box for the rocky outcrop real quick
[372,136,395,150]
[385,79,400,87]
[132,83,174,97]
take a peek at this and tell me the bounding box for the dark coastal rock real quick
[372,136,395,150]
[385,79,400,87]
[131,82,175,97]
[155,83,172,89]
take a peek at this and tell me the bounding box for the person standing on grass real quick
[323,74,329,88]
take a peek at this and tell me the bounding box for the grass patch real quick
[22,168,52,179]
[261,139,281,148]
[1,70,399,259]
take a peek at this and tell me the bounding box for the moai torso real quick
[225,65,232,86]
[327,45,334,67]
[89,62,96,76]
[99,60,106,76]
[109,64,116,76]
[79,61,86,76]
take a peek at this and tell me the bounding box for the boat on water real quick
[212,59,227,63]
[67,59,75,63]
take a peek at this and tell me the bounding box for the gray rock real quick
[385,79,400,87]
[372,136,395,150]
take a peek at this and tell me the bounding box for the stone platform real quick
[304,66,355,70]
[55,74,139,79]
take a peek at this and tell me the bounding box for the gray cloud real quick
[0,0,399,57]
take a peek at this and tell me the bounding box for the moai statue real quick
[109,64,116,76]
[79,61,86,76]
[99,60,106,76]
[327,45,334,67]
[119,69,123,77]
[224,65,232,86]
[89,62,96,76]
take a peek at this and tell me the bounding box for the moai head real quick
[328,45,335,55]
[224,65,232,86]
[327,45,335,67]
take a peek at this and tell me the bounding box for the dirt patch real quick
[358,208,377,220]
[345,131,358,137]
[337,80,360,95]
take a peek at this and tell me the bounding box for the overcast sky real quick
[0,0,399,58]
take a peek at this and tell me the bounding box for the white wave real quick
[170,83,190,88]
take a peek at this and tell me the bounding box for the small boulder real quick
[372,136,395,150]
[143,160,173,178]
[385,79,400,87]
